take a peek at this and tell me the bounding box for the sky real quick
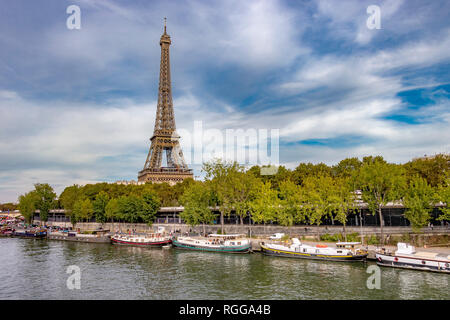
[0,0,449,203]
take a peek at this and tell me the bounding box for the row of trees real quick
[180,155,449,243]
[0,202,18,212]
[18,183,57,223]
[18,183,162,226]
[17,154,449,243]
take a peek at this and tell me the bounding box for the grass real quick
[319,232,361,242]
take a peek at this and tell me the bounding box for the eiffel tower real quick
[138,19,193,184]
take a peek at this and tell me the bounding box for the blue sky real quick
[1,0,449,202]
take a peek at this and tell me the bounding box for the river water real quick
[0,238,448,300]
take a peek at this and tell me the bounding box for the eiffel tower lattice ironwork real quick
[138,19,193,184]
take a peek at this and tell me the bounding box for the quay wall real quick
[38,220,450,238]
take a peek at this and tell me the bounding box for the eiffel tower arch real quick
[138,19,193,185]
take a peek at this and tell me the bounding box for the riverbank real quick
[1,237,449,299]
[36,220,450,235]
[248,237,450,260]
[36,220,450,245]
[47,232,110,243]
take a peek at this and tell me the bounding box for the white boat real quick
[172,234,251,253]
[111,232,172,247]
[376,243,450,273]
[261,239,368,261]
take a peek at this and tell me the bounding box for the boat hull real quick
[172,239,251,253]
[0,232,13,237]
[376,253,450,273]
[111,237,172,247]
[261,244,367,261]
[12,231,47,239]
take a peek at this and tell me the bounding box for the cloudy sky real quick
[1,0,449,202]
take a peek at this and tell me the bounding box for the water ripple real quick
[0,238,448,300]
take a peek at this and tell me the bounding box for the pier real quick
[47,232,110,243]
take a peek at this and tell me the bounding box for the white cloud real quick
[317,0,405,44]
[1,0,449,203]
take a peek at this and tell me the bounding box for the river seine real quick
[0,238,448,300]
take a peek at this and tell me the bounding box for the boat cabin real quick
[336,242,362,250]
[395,242,416,254]
[208,234,246,240]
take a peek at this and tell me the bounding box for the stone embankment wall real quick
[39,220,450,238]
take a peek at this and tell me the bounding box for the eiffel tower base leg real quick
[138,168,193,185]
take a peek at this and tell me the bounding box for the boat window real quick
[337,250,342,253]
[237,242,241,245]
[303,249,306,253]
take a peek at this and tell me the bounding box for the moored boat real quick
[376,243,450,273]
[111,232,172,247]
[0,226,13,237]
[12,228,47,238]
[261,239,368,262]
[172,234,251,253]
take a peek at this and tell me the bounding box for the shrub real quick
[320,233,340,242]
[366,235,379,245]
[400,233,411,243]
[320,232,361,242]
[345,232,361,242]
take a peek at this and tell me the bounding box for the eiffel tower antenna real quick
[138,20,193,184]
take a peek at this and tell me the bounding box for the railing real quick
[156,217,181,224]
[139,167,193,173]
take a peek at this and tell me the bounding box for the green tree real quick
[249,181,279,232]
[93,191,110,224]
[141,191,160,225]
[116,195,148,224]
[357,157,406,244]
[328,176,355,240]
[292,162,332,185]
[180,182,215,234]
[0,203,18,212]
[332,157,362,178]
[105,198,120,223]
[73,198,94,223]
[403,176,435,232]
[117,196,137,223]
[203,159,241,233]
[436,174,450,222]
[18,191,39,223]
[302,175,336,238]
[34,183,57,223]
[59,185,81,223]
[224,170,260,226]
[278,180,306,226]
[251,165,292,190]
[404,154,450,187]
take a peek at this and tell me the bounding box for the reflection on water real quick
[395,268,449,300]
[0,238,448,300]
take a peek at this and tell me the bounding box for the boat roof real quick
[208,234,245,237]
[336,242,361,245]
[413,251,439,259]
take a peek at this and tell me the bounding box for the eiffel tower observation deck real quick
[138,19,193,185]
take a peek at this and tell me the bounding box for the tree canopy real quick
[16,154,449,231]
